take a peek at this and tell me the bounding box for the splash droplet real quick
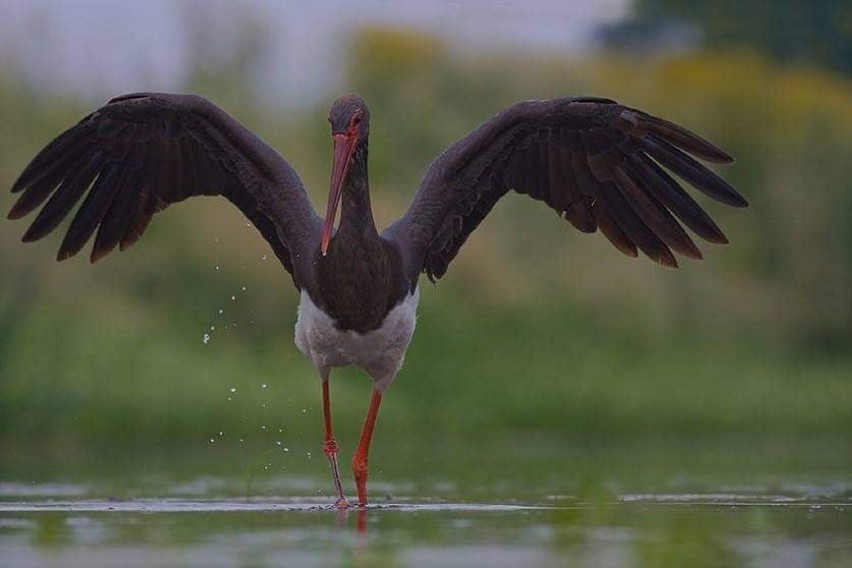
[202,333,211,344]
[261,383,268,389]
[229,387,237,393]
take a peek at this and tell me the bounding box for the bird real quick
[7,92,747,508]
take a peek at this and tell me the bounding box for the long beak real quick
[322,133,357,256]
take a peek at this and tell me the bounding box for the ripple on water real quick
[0,478,848,512]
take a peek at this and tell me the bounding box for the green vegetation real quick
[623,0,852,74]
[1,29,850,491]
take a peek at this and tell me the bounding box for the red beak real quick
[322,133,357,256]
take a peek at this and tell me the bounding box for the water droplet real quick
[202,333,211,344]
[277,428,283,433]
[261,425,267,430]
[241,286,247,292]
[229,387,237,393]
[283,447,290,452]
[301,408,307,414]
[230,295,236,301]
[306,452,312,458]
[218,309,224,315]
[239,438,244,443]
[261,402,267,408]
[227,397,232,402]
[214,263,220,270]
[218,431,223,436]
[276,441,282,446]
[261,383,268,389]
[210,326,215,331]
[209,438,215,443]
[261,254,268,261]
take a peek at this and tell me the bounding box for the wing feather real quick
[8,92,321,279]
[383,97,746,283]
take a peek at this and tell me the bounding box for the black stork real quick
[7,92,747,508]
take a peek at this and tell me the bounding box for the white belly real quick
[294,287,419,391]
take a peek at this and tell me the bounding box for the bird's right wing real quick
[9,93,322,278]
[383,97,746,283]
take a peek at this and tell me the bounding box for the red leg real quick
[322,379,349,508]
[352,389,383,507]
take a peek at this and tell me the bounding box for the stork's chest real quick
[313,233,405,332]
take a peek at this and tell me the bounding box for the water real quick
[1,479,848,567]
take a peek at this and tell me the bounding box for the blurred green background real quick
[0,0,850,493]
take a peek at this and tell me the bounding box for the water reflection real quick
[0,484,848,567]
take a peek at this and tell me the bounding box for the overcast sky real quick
[0,0,629,106]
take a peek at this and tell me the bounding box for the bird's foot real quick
[323,438,348,507]
[352,456,369,507]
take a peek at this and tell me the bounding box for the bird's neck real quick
[316,140,404,332]
[339,142,376,237]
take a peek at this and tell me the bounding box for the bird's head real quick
[322,94,371,255]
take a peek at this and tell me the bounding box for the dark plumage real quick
[10,93,320,275]
[383,97,745,280]
[8,92,747,508]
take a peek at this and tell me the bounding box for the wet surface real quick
[1,480,849,567]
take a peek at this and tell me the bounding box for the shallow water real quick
[1,479,848,568]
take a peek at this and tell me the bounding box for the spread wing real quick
[8,92,322,277]
[382,97,747,283]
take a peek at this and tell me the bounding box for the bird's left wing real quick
[8,93,322,277]
[382,97,747,284]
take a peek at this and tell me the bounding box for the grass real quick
[1,282,849,491]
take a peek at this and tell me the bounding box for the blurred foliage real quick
[610,0,852,75]
[0,26,850,484]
